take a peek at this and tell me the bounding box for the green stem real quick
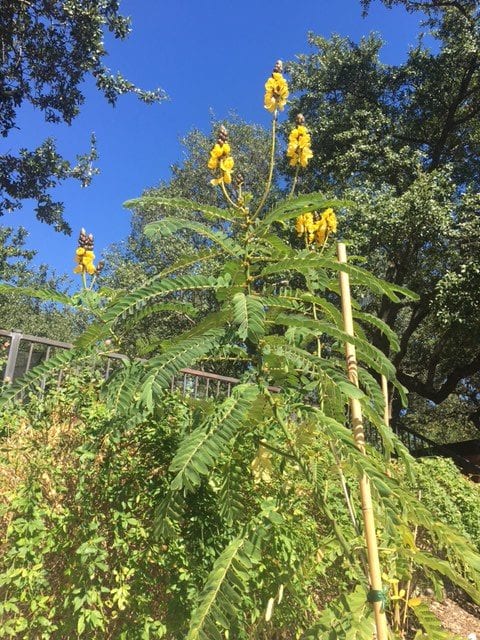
[220,180,241,211]
[259,439,297,462]
[329,442,360,536]
[81,271,87,291]
[288,165,300,199]
[253,111,277,219]
[312,302,324,412]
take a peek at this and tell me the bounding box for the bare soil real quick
[429,597,480,638]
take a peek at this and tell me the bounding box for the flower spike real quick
[295,208,337,248]
[74,228,97,275]
[264,60,289,113]
[208,126,235,186]
[287,113,313,168]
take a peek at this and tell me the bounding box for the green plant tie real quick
[367,589,388,612]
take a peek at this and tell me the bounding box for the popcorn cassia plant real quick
[2,61,480,640]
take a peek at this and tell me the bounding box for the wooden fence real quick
[1,328,479,477]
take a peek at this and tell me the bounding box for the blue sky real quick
[6,0,426,279]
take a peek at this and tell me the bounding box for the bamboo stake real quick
[337,242,389,640]
[381,374,393,477]
[381,375,390,428]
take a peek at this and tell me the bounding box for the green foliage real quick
[5,181,479,638]
[301,586,374,639]
[0,375,189,638]
[56,181,474,637]
[169,384,259,491]
[0,227,81,340]
[3,16,480,636]
[102,119,275,352]
[0,1,165,231]
[186,532,262,640]
[410,602,459,640]
[232,294,266,343]
[286,0,480,434]
[407,457,480,550]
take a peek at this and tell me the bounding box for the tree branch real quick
[392,299,430,368]
[397,351,480,404]
[429,55,477,170]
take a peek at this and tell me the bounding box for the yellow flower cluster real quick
[287,119,313,168]
[208,126,234,185]
[74,247,96,275]
[264,60,289,113]
[295,208,337,246]
[208,143,234,185]
[73,228,98,276]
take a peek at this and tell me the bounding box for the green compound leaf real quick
[186,535,259,640]
[125,195,237,222]
[144,217,243,257]
[0,348,90,408]
[261,252,418,303]
[144,328,223,388]
[410,601,461,639]
[0,284,74,307]
[169,383,259,492]
[75,274,224,348]
[232,292,266,343]
[258,193,351,233]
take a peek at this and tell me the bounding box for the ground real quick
[430,597,480,638]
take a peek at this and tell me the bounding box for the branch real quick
[391,132,430,146]
[429,55,478,170]
[397,351,480,404]
[392,299,430,368]
[405,1,474,23]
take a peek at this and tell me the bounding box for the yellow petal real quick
[220,156,234,171]
[407,597,422,608]
[264,95,276,112]
[211,143,223,158]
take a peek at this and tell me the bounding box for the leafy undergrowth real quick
[0,375,479,639]
[0,376,327,638]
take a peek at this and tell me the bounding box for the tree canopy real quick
[285,0,480,431]
[0,227,80,339]
[0,0,165,233]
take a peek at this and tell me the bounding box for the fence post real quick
[3,332,22,383]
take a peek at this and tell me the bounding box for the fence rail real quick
[0,329,237,400]
[1,328,479,478]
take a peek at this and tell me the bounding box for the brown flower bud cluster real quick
[78,228,94,251]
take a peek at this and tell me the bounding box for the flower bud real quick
[217,125,228,145]
[273,59,283,74]
[234,172,245,188]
